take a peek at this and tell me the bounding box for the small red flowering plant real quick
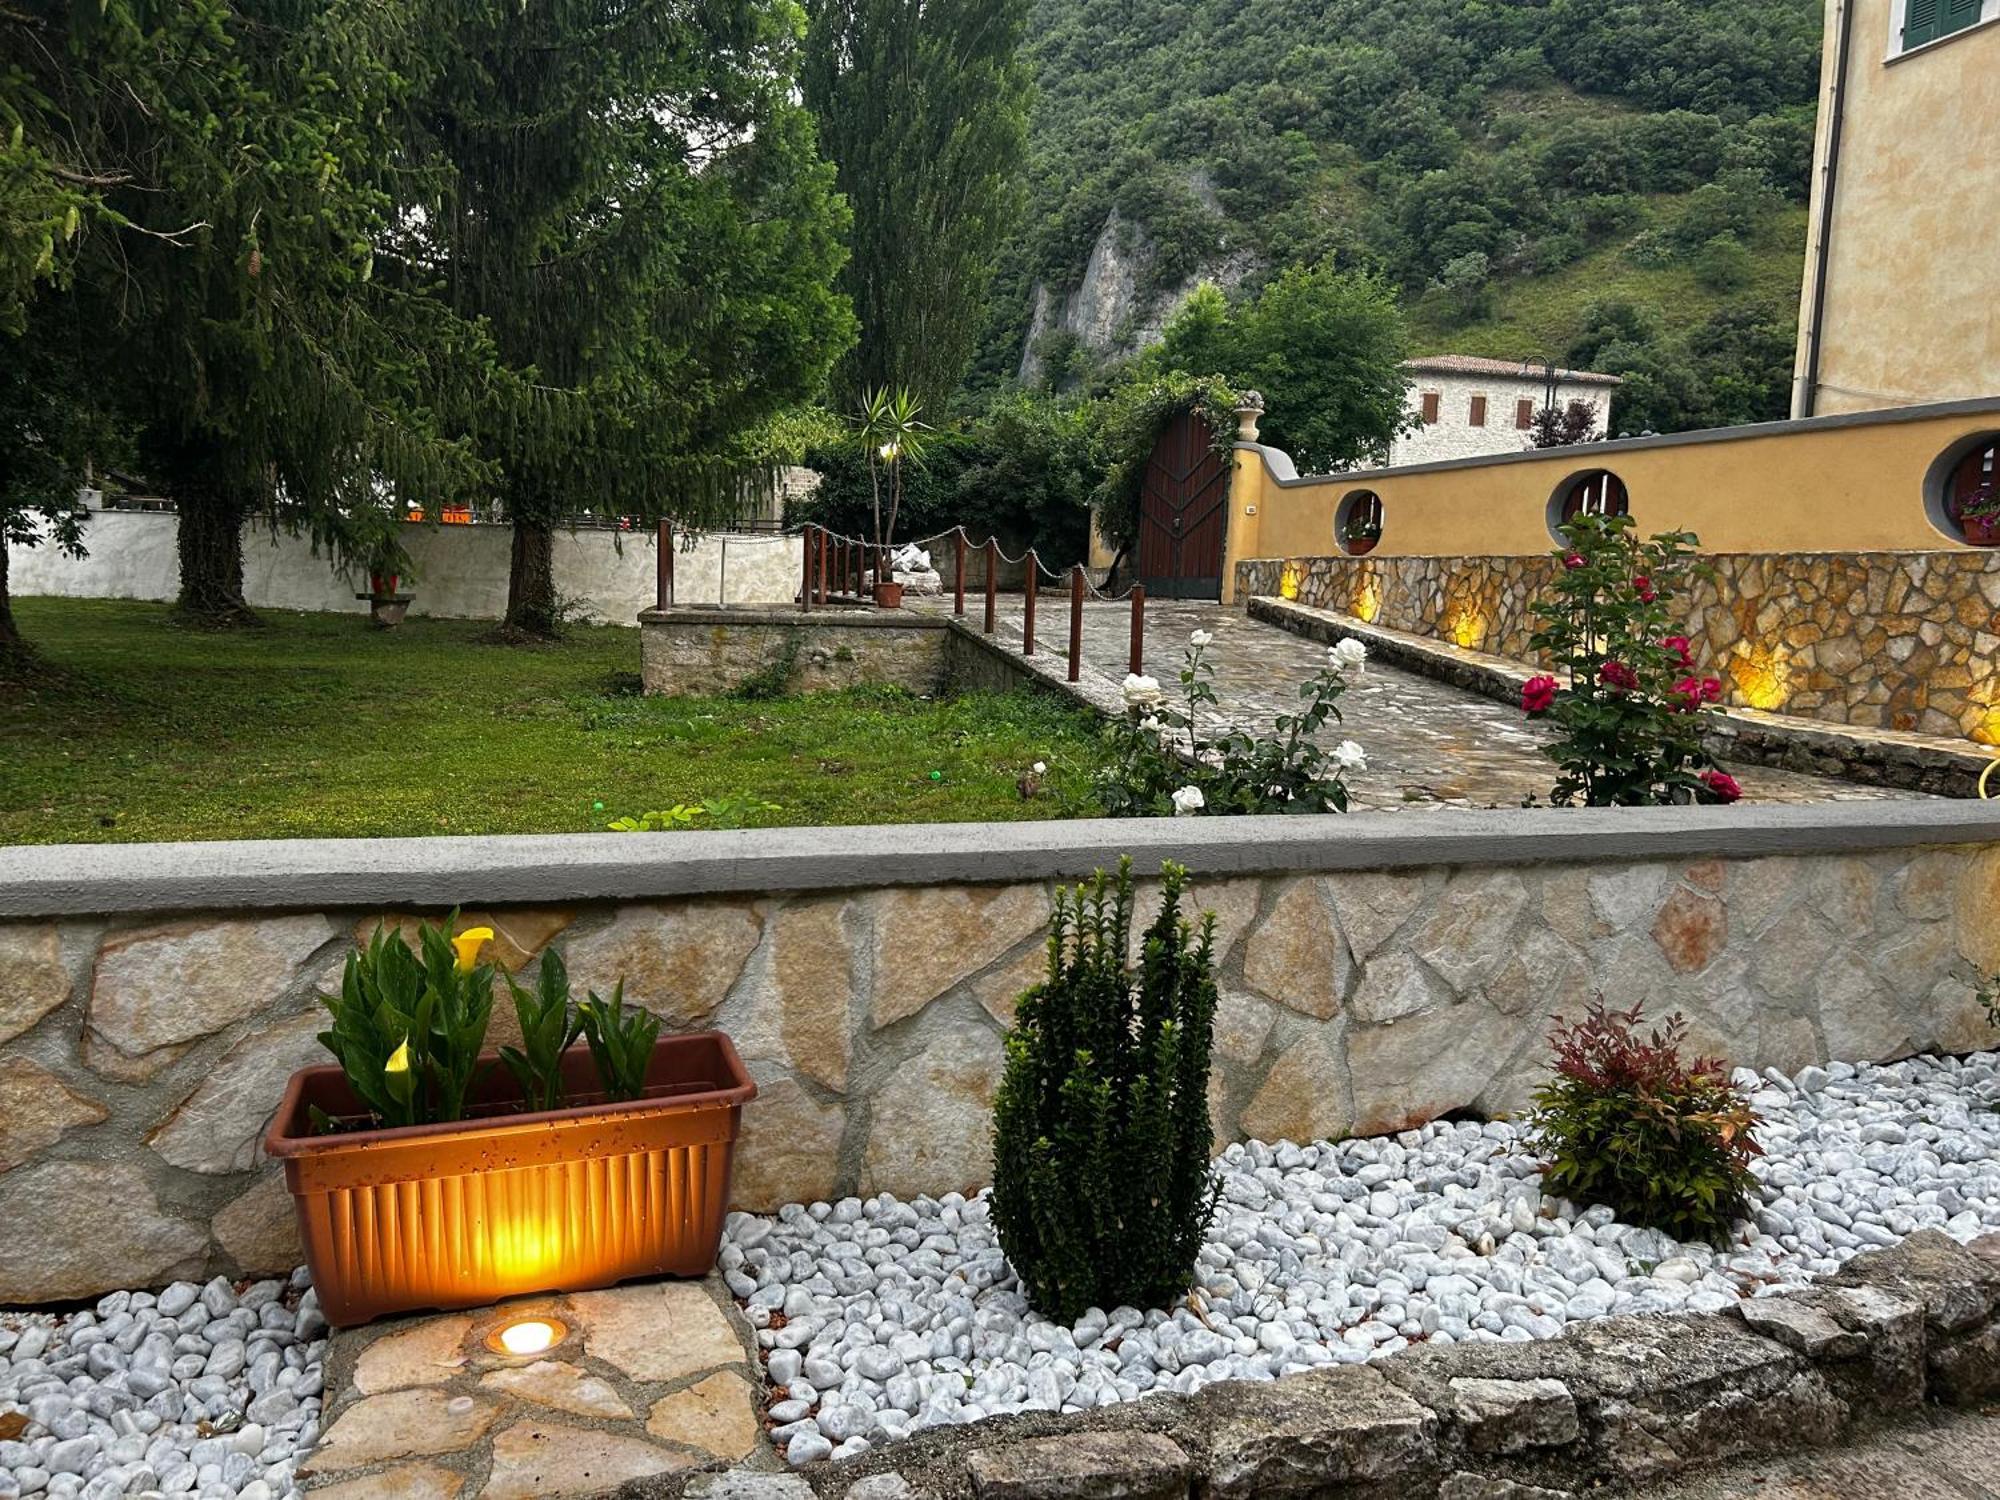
[1523,512,1733,806]
[1524,1000,1762,1246]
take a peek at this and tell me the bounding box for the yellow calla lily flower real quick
[385,1039,412,1074]
[451,927,495,973]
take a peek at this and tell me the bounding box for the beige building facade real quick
[1389,356,1620,466]
[1793,0,2000,417]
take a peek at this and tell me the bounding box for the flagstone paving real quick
[304,1281,775,1497]
[951,596,1923,811]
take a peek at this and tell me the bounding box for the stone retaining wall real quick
[638,609,955,697]
[1235,549,2000,744]
[666,1228,2000,1499]
[2,808,1996,1304]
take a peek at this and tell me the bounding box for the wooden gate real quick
[1136,410,1228,599]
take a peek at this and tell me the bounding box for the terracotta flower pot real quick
[265,1032,755,1327]
[873,580,905,609]
[368,571,400,597]
[1346,536,1378,556]
[1963,514,2000,546]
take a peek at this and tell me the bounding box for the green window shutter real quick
[1904,0,1942,47]
[1943,0,1984,37]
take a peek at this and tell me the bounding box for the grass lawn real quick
[0,598,1117,844]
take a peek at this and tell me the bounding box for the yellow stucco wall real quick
[1230,401,2000,566]
[1793,2,2000,416]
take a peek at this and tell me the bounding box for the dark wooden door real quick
[1136,410,1228,599]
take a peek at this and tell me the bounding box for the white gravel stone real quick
[726,1048,2000,1449]
[0,1272,322,1500]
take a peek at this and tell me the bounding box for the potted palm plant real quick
[855,386,930,608]
[264,917,755,1326]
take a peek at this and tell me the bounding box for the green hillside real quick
[977,0,1823,436]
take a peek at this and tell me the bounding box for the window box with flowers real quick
[265,918,754,1326]
[1960,485,2000,546]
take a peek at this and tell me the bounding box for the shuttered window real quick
[1469,395,1487,427]
[1904,0,1984,50]
[1420,391,1440,424]
[1516,399,1536,429]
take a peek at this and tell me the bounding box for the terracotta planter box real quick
[1345,536,1378,556]
[1964,514,2000,546]
[265,1032,755,1327]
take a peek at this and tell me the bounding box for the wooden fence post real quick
[1023,558,1038,655]
[801,526,814,612]
[656,520,673,610]
[983,540,998,634]
[1068,567,1084,683]
[953,532,966,617]
[1129,584,1145,674]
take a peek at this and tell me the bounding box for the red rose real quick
[1701,676,1722,702]
[1632,574,1656,602]
[1663,635,1694,668]
[1672,674,1703,710]
[1563,553,1585,570]
[1699,769,1742,804]
[1598,660,1638,692]
[1521,674,1558,714]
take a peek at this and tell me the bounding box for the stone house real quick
[1388,356,1621,467]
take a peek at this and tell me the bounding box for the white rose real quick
[1122,673,1164,709]
[1332,739,1368,771]
[1189,629,1214,648]
[1170,785,1206,816]
[1139,714,1164,734]
[1031,761,1047,775]
[1329,638,1368,676]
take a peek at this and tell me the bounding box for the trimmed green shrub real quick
[1524,1000,1762,1246]
[991,859,1219,1322]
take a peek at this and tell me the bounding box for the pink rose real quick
[1662,635,1694,668]
[1701,676,1722,702]
[1521,675,1558,714]
[1598,660,1638,692]
[1563,553,1585,570]
[1672,674,1703,711]
[1632,574,1656,602]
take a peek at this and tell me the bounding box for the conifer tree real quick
[416,0,855,638]
[804,0,1030,415]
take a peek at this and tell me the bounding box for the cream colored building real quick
[1793,0,2000,416]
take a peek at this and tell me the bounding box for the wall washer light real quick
[486,1316,567,1356]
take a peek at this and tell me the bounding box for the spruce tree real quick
[804,0,1030,414]
[3,0,491,630]
[415,0,854,638]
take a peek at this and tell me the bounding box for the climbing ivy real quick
[1091,372,1244,554]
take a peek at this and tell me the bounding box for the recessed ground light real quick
[486,1316,567,1356]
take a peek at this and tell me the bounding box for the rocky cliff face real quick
[1016,206,1256,386]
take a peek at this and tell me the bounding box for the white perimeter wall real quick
[8,509,803,624]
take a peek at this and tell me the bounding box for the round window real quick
[1337,491,1383,556]
[1549,470,1629,540]
[1943,439,1998,545]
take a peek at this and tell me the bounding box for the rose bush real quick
[1096,629,1366,816]
[1523,513,1738,807]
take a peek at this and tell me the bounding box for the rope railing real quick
[766,521,1144,683]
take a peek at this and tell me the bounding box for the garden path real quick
[958,596,1919,812]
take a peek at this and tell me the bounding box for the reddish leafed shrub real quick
[1525,1000,1762,1246]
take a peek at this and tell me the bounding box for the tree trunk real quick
[504,518,559,638]
[0,542,31,676]
[171,463,260,628]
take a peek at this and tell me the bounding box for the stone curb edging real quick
[6,799,2000,918]
[1246,594,1997,798]
[640,1228,2000,1500]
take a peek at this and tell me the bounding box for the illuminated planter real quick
[265,1033,755,1327]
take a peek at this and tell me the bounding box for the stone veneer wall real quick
[1,807,1996,1305]
[637,609,954,697]
[1235,550,2000,744]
